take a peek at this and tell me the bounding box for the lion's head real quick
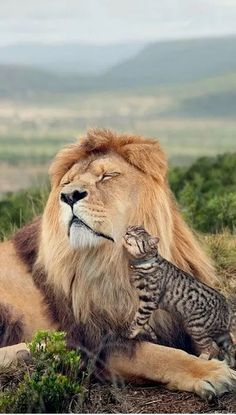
[37,129,216,325]
[46,129,168,250]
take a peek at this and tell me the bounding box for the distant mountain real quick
[174,90,236,117]
[101,35,236,88]
[1,35,236,116]
[0,42,144,75]
[0,64,93,97]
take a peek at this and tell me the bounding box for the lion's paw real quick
[192,359,236,401]
[0,343,30,366]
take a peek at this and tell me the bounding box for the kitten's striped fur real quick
[123,226,236,367]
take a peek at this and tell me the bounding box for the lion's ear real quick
[121,142,167,182]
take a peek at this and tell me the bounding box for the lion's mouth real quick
[69,215,114,243]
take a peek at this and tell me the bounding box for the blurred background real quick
[0,0,235,240]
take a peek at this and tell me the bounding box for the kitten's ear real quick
[150,237,159,247]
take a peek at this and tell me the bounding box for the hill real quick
[163,72,236,118]
[0,42,144,75]
[1,64,236,117]
[0,64,91,97]
[0,36,236,117]
[1,36,236,96]
[101,35,236,89]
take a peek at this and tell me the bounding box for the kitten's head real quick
[123,225,159,260]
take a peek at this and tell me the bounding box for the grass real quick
[203,232,236,296]
[0,186,49,240]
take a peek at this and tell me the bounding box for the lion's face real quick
[59,152,141,249]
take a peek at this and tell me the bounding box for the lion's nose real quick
[60,190,88,207]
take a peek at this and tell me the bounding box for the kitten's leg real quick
[227,344,236,368]
[129,300,155,338]
[199,343,219,361]
[129,290,161,338]
[218,346,236,369]
[143,322,158,342]
[197,337,236,368]
[187,329,218,361]
[217,336,236,369]
[201,344,236,369]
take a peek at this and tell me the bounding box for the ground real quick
[82,383,236,414]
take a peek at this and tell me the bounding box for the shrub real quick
[169,152,236,233]
[0,331,84,413]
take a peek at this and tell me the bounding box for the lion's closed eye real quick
[101,172,121,182]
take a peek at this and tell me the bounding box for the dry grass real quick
[203,232,236,296]
[79,383,236,414]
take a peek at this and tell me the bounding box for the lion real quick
[0,128,235,399]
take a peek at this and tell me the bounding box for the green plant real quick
[0,186,49,240]
[169,153,236,233]
[203,232,236,295]
[0,331,84,413]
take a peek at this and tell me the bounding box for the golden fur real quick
[0,128,235,398]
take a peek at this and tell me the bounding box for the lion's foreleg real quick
[106,341,236,400]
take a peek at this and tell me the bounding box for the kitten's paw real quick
[199,352,210,360]
[122,235,132,254]
[128,325,141,339]
[129,329,140,339]
[221,344,236,369]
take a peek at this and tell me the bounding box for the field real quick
[1,85,236,195]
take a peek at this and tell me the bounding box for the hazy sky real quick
[1,0,236,45]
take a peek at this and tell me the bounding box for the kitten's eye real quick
[101,172,120,182]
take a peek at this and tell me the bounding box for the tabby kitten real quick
[123,226,236,367]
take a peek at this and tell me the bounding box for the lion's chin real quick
[69,222,100,249]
